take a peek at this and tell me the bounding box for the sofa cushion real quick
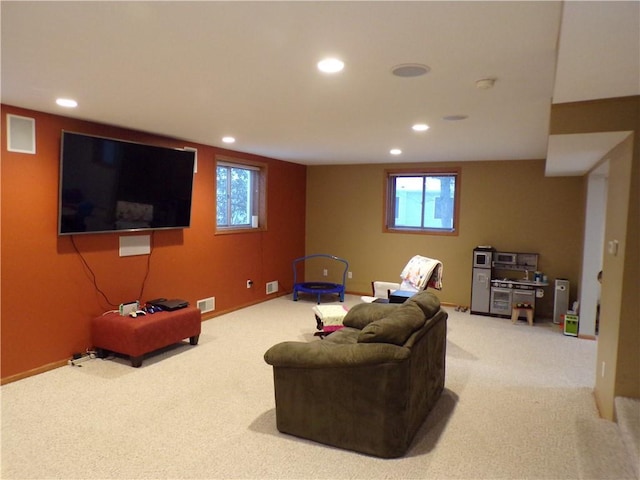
[323,327,360,344]
[342,302,400,330]
[357,303,426,346]
[405,291,441,318]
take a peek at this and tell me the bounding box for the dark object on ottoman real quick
[264,291,447,458]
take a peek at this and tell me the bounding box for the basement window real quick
[215,156,267,233]
[384,168,460,235]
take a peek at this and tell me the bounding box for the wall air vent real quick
[197,297,215,313]
[266,281,279,295]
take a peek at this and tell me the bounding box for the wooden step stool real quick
[511,303,534,326]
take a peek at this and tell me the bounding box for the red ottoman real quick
[91,306,201,367]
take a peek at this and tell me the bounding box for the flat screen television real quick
[58,131,195,235]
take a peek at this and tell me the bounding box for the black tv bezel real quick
[58,130,196,236]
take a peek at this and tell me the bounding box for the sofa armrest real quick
[264,340,410,368]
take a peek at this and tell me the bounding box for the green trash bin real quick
[564,314,579,336]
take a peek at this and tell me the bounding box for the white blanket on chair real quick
[399,255,443,291]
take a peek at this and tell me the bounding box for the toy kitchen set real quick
[471,246,549,318]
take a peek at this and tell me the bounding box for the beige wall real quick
[306,159,585,318]
[305,96,638,422]
[617,137,640,403]
[551,96,639,420]
[595,136,637,417]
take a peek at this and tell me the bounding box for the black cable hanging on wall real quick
[137,231,154,302]
[70,232,154,309]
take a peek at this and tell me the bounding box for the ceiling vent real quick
[391,63,430,77]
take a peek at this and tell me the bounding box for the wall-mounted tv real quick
[58,131,195,235]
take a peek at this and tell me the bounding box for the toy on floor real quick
[312,304,349,338]
[292,254,349,304]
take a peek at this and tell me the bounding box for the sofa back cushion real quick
[357,303,426,346]
[342,303,400,330]
[405,291,441,318]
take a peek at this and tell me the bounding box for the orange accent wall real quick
[1,105,306,380]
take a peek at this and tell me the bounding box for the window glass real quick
[216,166,229,226]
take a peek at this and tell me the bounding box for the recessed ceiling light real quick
[222,136,236,144]
[56,98,77,108]
[442,114,469,121]
[391,63,430,78]
[390,148,402,155]
[412,123,430,132]
[317,58,344,74]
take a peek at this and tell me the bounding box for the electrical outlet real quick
[348,271,353,279]
[323,269,328,276]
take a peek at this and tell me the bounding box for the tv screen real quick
[58,131,195,235]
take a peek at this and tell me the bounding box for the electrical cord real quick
[70,235,118,307]
[138,231,154,301]
[70,232,154,308]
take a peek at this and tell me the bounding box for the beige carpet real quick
[1,294,599,479]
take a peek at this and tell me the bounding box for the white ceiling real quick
[546,0,639,176]
[552,0,640,104]
[545,131,632,176]
[2,1,638,173]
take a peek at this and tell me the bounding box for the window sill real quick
[383,227,457,236]
[215,227,265,235]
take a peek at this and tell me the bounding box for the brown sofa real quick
[263,291,447,458]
